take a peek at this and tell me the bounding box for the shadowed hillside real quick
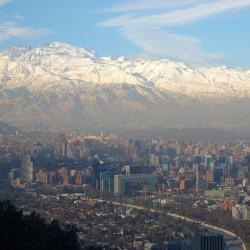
[0,200,80,250]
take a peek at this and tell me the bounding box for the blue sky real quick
[0,0,250,67]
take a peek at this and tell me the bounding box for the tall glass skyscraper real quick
[21,155,33,183]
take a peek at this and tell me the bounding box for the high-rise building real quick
[58,134,67,157]
[36,169,48,185]
[92,157,107,190]
[47,171,57,185]
[205,156,213,168]
[100,170,117,193]
[213,166,224,183]
[21,155,34,183]
[9,168,20,181]
[149,154,159,166]
[75,173,85,186]
[195,232,224,250]
[179,178,195,191]
[192,155,204,164]
[58,167,69,185]
[205,169,214,183]
[226,155,234,165]
[114,174,156,195]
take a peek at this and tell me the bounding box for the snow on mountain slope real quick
[0,42,250,130]
[119,59,250,98]
[0,42,250,98]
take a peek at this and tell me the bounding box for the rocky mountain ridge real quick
[0,42,249,130]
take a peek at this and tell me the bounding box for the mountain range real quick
[0,42,250,130]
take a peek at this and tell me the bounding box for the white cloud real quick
[0,22,52,41]
[0,0,11,6]
[106,0,205,12]
[120,25,223,64]
[131,0,250,27]
[0,1,51,42]
[101,0,250,65]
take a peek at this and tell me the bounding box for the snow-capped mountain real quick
[0,42,250,130]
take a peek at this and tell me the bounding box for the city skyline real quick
[2,129,250,249]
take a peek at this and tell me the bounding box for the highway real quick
[91,198,247,250]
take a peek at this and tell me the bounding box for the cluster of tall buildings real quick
[121,138,249,193]
[58,134,85,159]
[150,150,250,197]
[9,154,86,187]
[156,154,240,194]
[36,167,86,186]
[7,134,250,223]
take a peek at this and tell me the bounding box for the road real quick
[156,193,223,202]
[91,198,247,250]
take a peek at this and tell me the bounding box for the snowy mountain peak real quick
[1,45,32,59]
[0,42,250,129]
[41,42,97,58]
[0,42,250,99]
